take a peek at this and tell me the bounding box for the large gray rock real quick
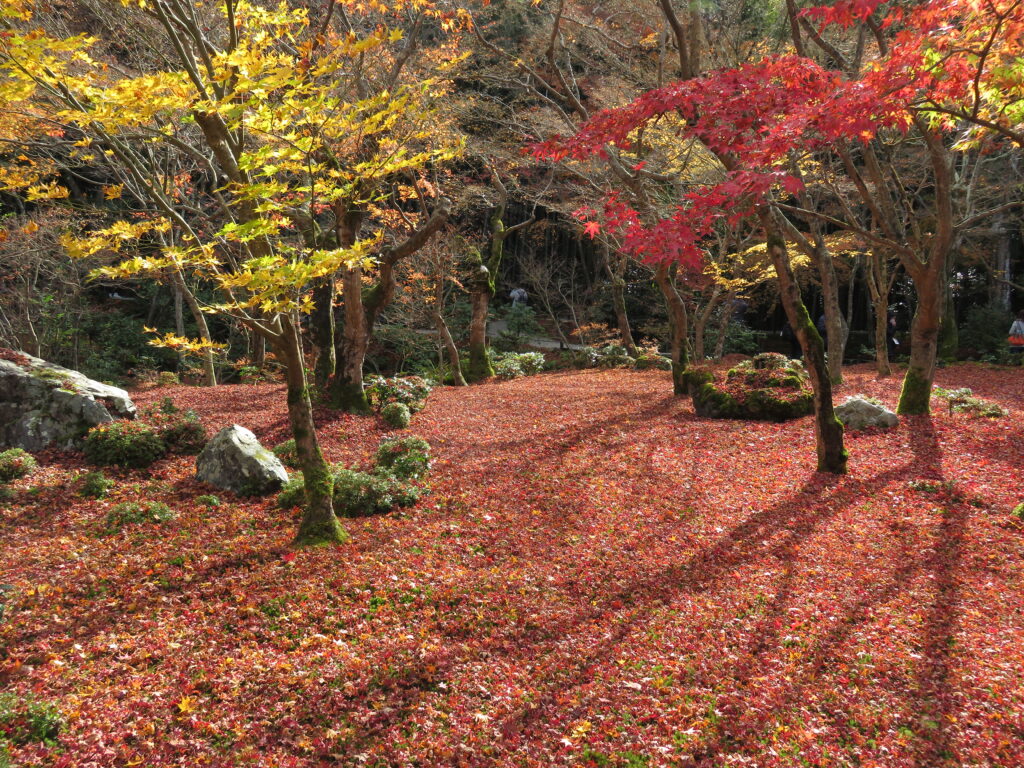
[835,396,899,430]
[0,351,137,451]
[195,425,288,496]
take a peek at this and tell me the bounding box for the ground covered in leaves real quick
[2,363,1024,768]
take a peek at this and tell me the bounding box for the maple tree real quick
[0,0,461,544]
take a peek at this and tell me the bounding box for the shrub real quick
[278,466,422,515]
[333,468,420,517]
[374,436,431,480]
[493,355,523,379]
[272,439,299,468]
[195,494,220,507]
[381,402,412,429]
[84,421,167,468]
[105,501,175,533]
[933,386,1007,418]
[160,414,208,455]
[365,375,432,412]
[594,344,635,368]
[0,448,37,483]
[1012,502,1024,520]
[493,304,543,352]
[0,692,64,746]
[79,470,114,499]
[277,472,306,509]
[633,342,672,370]
[0,486,16,506]
[156,371,180,387]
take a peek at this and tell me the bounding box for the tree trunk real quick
[898,265,943,415]
[764,221,847,474]
[865,250,892,377]
[277,319,347,547]
[171,268,217,386]
[467,264,494,382]
[310,277,336,388]
[434,271,466,386]
[654,263,689,394]
[713,295,733,360]
[694,285,724,362]
[328,266,372,413]
[609,277,638,356]
[815,242,847,384]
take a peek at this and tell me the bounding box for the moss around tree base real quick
[897,366,933,415]
[688,354,815,422]
[294,515,349,547]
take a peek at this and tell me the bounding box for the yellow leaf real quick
[22,220,40,234]
[177,696,197,714]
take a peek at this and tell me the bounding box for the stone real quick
[195,425,288,496]
[0,351,137,451]
[835,396,899,430]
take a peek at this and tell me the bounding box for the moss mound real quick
[688,354,814,422]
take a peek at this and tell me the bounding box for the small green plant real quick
[277,472,306,509]
[0,486,16,506]
[493,355,523,379]
[365,375,432,412]
[272,439,299,469]
[195,494,220,508]
[1011,503,1024,520]
[0,692,64,746]
[278,466,421,516]
[105,501,175,533]
[156,371,180,387]
[83,421,168,468]
[374,436,431,480]
[333,468,420,517]
[381,401,411,429]
[79,470,114,499]
[932,386,1007,417]
[0,448,37,483]
[160,414,207,455]
[158,396,179,414]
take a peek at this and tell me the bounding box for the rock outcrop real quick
[195,425,288,496]
[835,396,899,429]
[0,350,136,451]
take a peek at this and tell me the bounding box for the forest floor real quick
[2,363,1024,768]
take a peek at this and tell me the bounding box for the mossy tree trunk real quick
[327,198,451,411]
[466,172,534,383]
[764,216,847,474]
[654,262,690,395]
[277,319,347,547]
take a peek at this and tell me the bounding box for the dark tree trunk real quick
[898,266,943,414]
[434,270,465,386]
[764,219,847,474]
[654,263,689,394]
[467,263,495,382]
[277,320,347,547]
[328,266,372,413]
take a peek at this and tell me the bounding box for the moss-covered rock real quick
[691,356,813,422]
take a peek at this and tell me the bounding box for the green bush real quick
[493,356,523,379]
[932,386,1007,417]
[0,449,37,483]
[0,692,64,746]
[381,402,411,429]
[374,436,431,480]
[493,304,543,352]
[365,375,432,412]
[83,421,167,468]
[277,472,307,509]
[156,371,180,387]
[160,414,207,455]
[79,470,114,499]
[333,468,420,517]
[105,501,175,533]
[272,439,299,468]
[278,465,422,516]
[195,494,220,508]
